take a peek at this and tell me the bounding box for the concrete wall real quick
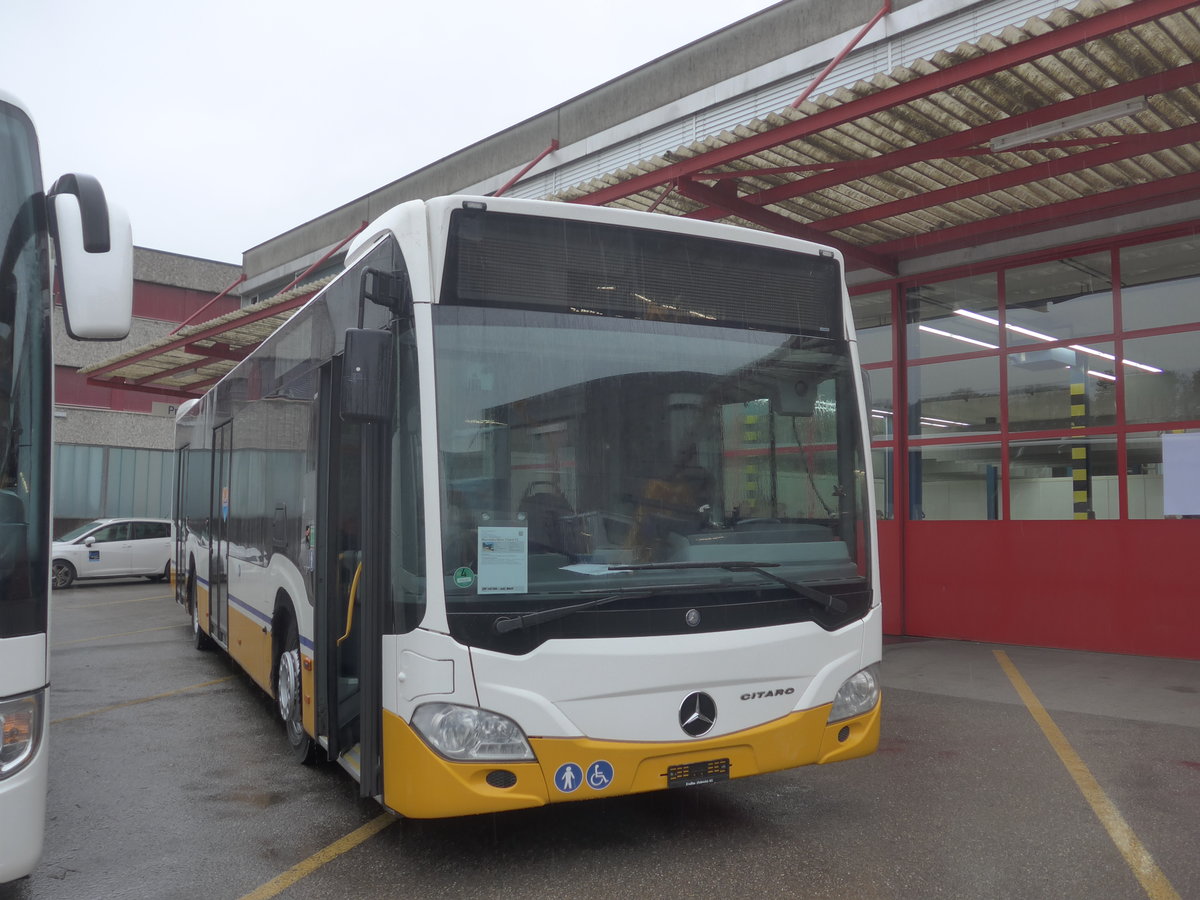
[134,247,241,294]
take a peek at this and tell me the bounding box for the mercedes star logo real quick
[679,691,717,737]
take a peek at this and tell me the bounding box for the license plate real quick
[666,758,730,789]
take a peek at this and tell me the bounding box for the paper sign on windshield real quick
[477,526,528,594]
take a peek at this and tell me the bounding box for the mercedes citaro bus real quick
[174,195,881,818]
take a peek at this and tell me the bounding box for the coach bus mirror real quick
[341,328,395,423]
[360,267,409,314]
[47,174,133,340]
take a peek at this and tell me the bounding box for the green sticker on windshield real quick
[453,567,476,589]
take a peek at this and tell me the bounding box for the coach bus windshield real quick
[433,306,870,648]
[0,100,50,638]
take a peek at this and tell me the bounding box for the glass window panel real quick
[1009,437,1118,520]
[1003,253,1112,345]
[1126,429,1200,519]
[906,274,999,359]
[908,357,1001,437]
[1123,331,1200,425]
[1120,235,1200,331]
[866,366,893,440]
[871,448,894,520]
[852,290,892,364]
[1007,342,1117,433]
[909,442,1002,521]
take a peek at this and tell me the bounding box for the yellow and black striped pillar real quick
[1070,381,1092,520]
[743,412,760,516]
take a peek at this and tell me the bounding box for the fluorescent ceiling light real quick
[919,324,998,350]
[1088,370,1117,382]
[1070,344,1116,361]
[1122,358,1163,374]
[1005,322,1057,342]
[922,416,972,427]
[989,97,1147,151]
[953,308,1057,342]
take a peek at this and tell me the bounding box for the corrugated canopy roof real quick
[87,0,1200,398]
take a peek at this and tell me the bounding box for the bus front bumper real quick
[380,695,881,819]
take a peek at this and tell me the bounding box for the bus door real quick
[317,358,383,797]
[209,421,232,644]
[174,445,188,605]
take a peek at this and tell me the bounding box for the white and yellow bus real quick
[1,91,131,882]
[174,195,881,818]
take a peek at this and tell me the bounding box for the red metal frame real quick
[790,1,892,110]
[169,273,247,335]
[493,140,560,198]
[674,177,897,272]
[574,0,1195,209]
[85,288,320,386]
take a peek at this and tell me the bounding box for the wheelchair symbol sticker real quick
[586,760,614,791]
[554,763,583,793]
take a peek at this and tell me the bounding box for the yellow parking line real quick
[51,623,186,647]
[239,813,396,900]
[51,676,236,724]
[994,650,1180,900]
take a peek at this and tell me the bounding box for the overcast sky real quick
[3,0,782,264]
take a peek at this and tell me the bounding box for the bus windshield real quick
[0,100,50,638]
[434,305,869,638]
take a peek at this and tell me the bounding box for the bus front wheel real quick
[277,619,316,764]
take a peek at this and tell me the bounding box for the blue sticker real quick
[554,762,583,793]
[586,760,614,791]
[89,550,100,561]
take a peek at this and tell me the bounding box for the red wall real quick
[898,521,1200,660]
[876,519,903,635]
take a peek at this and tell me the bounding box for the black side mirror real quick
[341,329,395,423]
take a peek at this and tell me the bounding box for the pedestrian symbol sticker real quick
[586,760,614,791]
[554,762,583,793]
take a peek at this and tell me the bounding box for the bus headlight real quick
[0,691,44,779]
[411,703,535,761]
[829,664,880,723]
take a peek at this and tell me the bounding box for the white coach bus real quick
[1,91,132,882]
[174,195,881,817]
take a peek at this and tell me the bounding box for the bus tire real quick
[189,574,214,651]
[277,617,316,764]
[52,560,76,590]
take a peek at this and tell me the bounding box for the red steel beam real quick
[812,120,1200,234]
[574,0,1196,208]
[130,357,223,387]
[184,341,250,362]
[871,170,1200,259]
[86,289,318,381]
[169,273,246,335]
[675,177,898,274]
[275,221,367,297]
[84,378,203,401]
[494,140,560,198]
[791,1,891,109]
[686,60,1200,221]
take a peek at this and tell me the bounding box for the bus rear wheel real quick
[277,619,316,764]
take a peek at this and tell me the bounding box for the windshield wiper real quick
[491,582,711,634]
[609,561,848,615]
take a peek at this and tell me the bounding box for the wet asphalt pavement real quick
[2,579,1197,899]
